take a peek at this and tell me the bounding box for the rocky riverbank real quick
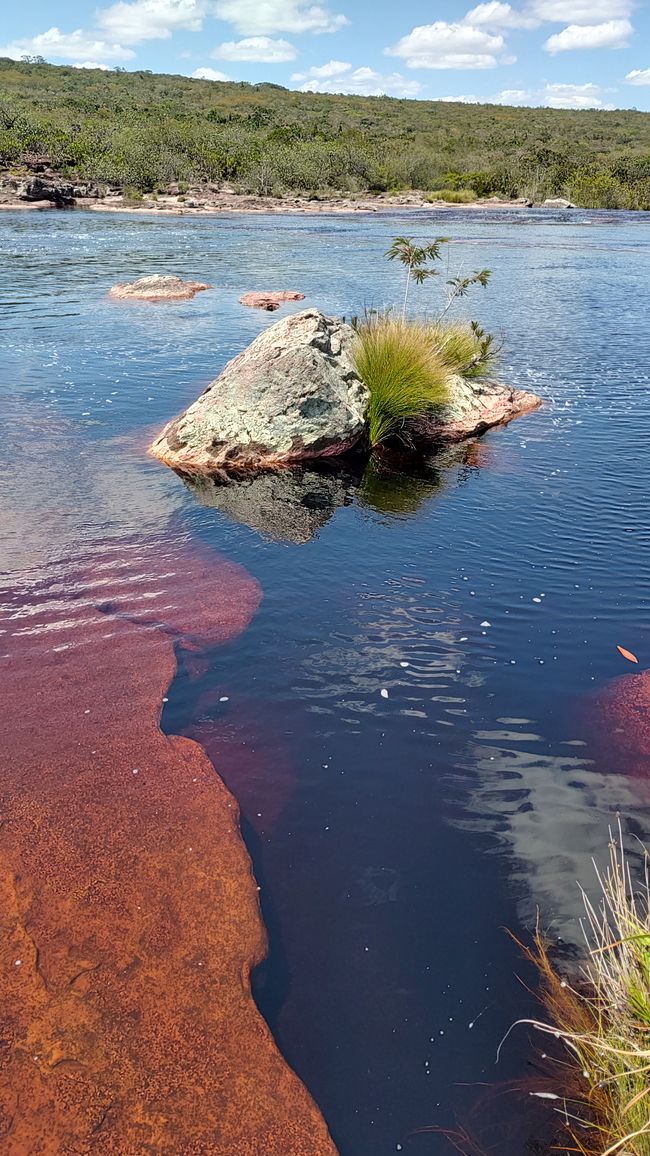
[0,167,567,216]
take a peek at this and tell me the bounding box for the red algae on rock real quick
[584,669,650,779]
[0,538,337,1155]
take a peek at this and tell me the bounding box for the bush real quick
[352,316,450,447]
[430,321,499,380]
[426,188,477,203]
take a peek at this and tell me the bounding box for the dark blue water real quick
[2,206,650,1154]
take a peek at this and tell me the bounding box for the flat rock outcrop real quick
[0,537,337,1155]
[405,374,541,447]
[239,290,305,311]
[108,274,211,301]
[150,309,369,473]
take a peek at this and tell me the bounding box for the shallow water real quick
[1,206,650,1154]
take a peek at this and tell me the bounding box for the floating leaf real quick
[616,645,639,664]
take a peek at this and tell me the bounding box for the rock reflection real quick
[180,465,360,543]
[179,440,490,542]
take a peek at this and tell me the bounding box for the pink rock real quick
[108,274,211,301]
[239,291,305,311]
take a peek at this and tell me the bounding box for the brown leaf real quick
[616,645,639,664]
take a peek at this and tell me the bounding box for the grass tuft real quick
[510,824,650,1156]
[351,316,499,447]
[351,316,450,447]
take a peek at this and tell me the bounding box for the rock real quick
[182,466,358,543]
[541,197,576,209]
[403,375,541,448]
[18,176,76,206]
[150,309,369,474]
[0,539,336,1154]
[108,274,211,301]
[239,290,305,311]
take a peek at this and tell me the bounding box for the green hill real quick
[1,58,649,208]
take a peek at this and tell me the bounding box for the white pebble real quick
[380,688,389,698]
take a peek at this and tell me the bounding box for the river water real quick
[1,206,650,1154]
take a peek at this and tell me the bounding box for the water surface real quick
[2,206,650,1154]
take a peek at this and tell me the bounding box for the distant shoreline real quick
[0,190,569,216]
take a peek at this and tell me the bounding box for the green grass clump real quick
[426,188,478,203]
[511,827,650,1156]
[352,317,450,447]
[431,321,500,381]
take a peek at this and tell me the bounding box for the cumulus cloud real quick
[291,61,422,97]
[527,0,633,22]
[544,19,632,52]
[465,2,538,29]
[97,0,205,42]
[0,27,134,62]
[73,60,112,69]
[438,84,613,108]
[386,22,512,70]
[213,0,348,36]
[192,65,230,79]
[438,93,480,102]
[542,81,614,107]
[625,68,650,84]
[212,36,296,61]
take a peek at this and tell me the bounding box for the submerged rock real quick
[108,274,211,301]
[403,374,541,448]
[150,308,369,473]
[239,290,305,311]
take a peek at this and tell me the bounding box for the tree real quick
[385,235,449,319]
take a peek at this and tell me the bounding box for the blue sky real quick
[2,0,650,111]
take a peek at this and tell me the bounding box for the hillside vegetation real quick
[1,58,650,208]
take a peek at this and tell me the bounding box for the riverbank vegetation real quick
[513,829,650,1155]
[1,59,649,209]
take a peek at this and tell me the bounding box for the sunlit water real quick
[1,206,650,1154]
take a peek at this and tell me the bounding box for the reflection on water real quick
[178,443,486,542]
[1,207,650,1155]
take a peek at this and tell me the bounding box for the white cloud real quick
[213,0,348,35]
[543,81,614,107]
[493,86,534,101]
[386,22,510,70]
[440,82,615,108]
[73,60,112,69]
[438,93,480,102]
[98,0,205,42]
[0,27,134,62]
[625,68,650,85]
[291,59,350,80]
[527,0,633,22]
[544,19,631,52]
[465,2,538,29]
[192,66,230,79]
[213,36,296,61]
[292,62,422,97]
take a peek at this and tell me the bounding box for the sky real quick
[2,0,650,112]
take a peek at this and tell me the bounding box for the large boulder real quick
[150,309,369,474]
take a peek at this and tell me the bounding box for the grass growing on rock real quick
[510,827,650,1156]
[352,317,450,447]
[352,316,499,447]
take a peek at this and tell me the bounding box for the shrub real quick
[426,188,477,203]
[352,316,450,447]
